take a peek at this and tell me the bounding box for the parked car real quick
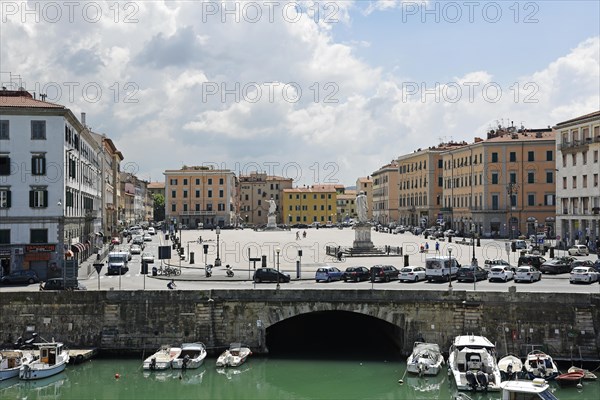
[399,266,426,282]
[41,278,87,291]
[540,257,574,274]
[593,259,600,273]
[517,255,546,269]
[514,266,542,283]
[370,265,399,282]
[568,245,589,256]
[488,266,514,282]
[342,266,370,282]
[141,252,155,264]
[253,267,291,283]
[143,233,152,242]
[512,240,528,250]
[443,229,455,237]
[571,260,594,270]
[315,266,343,282]
[484,259,514,272]
[0,270,40,285]
[147,227,156,235]
[130,244,142,255]
[456,265,488,282]
[569,267,599,284]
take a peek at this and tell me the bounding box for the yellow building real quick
[355,177,373,221]
[164,166,237,228]
[282,186,337,224]
[371,161,400,225]
[336,190,357,223]
[239,172,293,226]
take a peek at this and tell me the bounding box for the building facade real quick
[555,111,600,248]
[164,166,237,228]
[238,172,293,226]
[355,177,373,221]
[371,161,400,225]
[282,186,337,224]
[336,189,357,223]
[147,181,165,223]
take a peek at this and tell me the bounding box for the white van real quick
[425,256,460,282]
[107,252,129,275]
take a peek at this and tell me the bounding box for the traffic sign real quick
[93,263,103,275]
[249,257,261,262]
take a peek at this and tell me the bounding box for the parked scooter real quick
[14,332,38,350]
[225,265,234,277]
[205,264,213,278]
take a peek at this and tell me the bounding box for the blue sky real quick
[1,1,599,185]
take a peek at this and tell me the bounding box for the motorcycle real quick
[14,332,38,350]
[225,265,234,277]
[205,264,213,278]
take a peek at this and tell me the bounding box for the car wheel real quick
[385,276,390,282]
[28,278,35,284]
[503,276,507,282]
[355,277,360,283]
[254,277,261,283]
[570,280,574,284]
[326,277,331,283]
[530,276,534,282]
[343,278,347,282]
[414,276,418,282]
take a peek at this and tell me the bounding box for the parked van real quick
[107,252,129,275]
[425,256,460,282]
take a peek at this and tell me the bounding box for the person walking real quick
[296,231,300,240]
[435,241,440,252]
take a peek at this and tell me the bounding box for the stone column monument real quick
[266,198,277,229]
[353,191,374,250]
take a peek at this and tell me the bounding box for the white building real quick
[0,89,102,280]
[555,110,600,249]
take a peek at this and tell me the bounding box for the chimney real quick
[535,132,543,138]
[81,112,86,127]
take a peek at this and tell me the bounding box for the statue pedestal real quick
[352,223,374,249]
[266,215,277,229]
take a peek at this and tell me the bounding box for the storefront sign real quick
[25,245,56,253]
[0,247,11,256]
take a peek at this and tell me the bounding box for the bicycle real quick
[329,254,346,262]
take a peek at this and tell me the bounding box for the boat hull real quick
[19,359,67,380]
[406,343,444,376]
[0,350,34,381]
[142,347,182,370]
[523,351,559,381]
[556,371,585,387]
[172,343,206,370]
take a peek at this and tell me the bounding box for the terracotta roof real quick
[0,90,65,109]
[484,131,554,143]
[147,182,165,189]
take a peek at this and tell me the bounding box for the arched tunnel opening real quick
[266,310,403,361]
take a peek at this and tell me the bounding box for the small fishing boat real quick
[0,350,35,381]
[215,343,252,368]
[406,342,444,376]
[497,354,523,381]
[500,378,558,400]
[568,366,598,380]
[555,370,585,387]
[172,343,207,370]
[19,342,69,380]
[142,346,182,370]
[447,335,502,392]
[523,350,559,380]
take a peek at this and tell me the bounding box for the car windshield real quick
[517,268,530,272]
[400,268,412,272]
[572,268,587,273]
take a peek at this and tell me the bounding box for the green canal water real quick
[1,357,599,400]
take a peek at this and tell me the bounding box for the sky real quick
[1,0,599,186]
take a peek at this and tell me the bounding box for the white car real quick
[147,227,156,235]
[130,244,142,255]
[488,266,514,282]
[514,266,542,283]
[143,233,152,242]
[569,267,598,284]
[568,245,589,256]
[141,252,155,264]
[399,266,426,282]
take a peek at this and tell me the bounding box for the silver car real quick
[569,267,598,284]
[514,266,542,283]
[399,266,426,282]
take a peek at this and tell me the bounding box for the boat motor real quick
[225,265,234,277]
[476,371,489,390]
[205,264,213,278]
[465,370,478,391]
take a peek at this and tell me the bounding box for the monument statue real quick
[356,191,368,223]
[268,198,276,215]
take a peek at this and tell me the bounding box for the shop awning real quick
[71,243,86,253]
[95,232,104,237]
[65,250,74,258]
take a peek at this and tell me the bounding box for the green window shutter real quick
[43,190,48,207]
[6,190,11,207]
[29,191,34,207]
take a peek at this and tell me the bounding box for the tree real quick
[153,193,165,222]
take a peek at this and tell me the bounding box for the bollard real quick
[190,252,195,264]
[549,247,554,258]
[477,238,481,247]
[404,254,409,267]
[448,236,452,243]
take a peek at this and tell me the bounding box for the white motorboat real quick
[172,342,207,370]
[19,342,69,380]
[497,354,523,381]
[406,342,445,376]
[0,350,35,381]
[448,335,502,392]
[523,350,559,380]
[142,346,182,370]
[500,378,559,399]
[215,343,252,368]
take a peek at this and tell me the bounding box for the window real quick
[572,154,576,166]
[195,204,200,211]
[208,178,213,185]
[438,176,443,187]
[594,150,598,163]
[510,172,517,184]
[491,173,498,184]
[510,194,517,207]
[207,203,212,211]
[509,152,516,162]
[183,178,188,185]
[438,159,443,168]
[171,204,176,212]
[170,178,178,185]
[562,155,567,168]
[0,155,10,175]
[0,188,11,208]
[258,200,261,206]
[546,171,553,183]
[528,151,534,161]
[171,190,176,198]
[31,121,46,139]
[195,190,200,198]
[562,177,567,189]
[183,190,188,198]
[29,188,48,208]
[219,189,224,198]
[527,172,535,184]
[544,194,555,206]
[32,154,46,175]
[582,152,587,165]
[207,190,212,198]
[219,178,224,185]
[0,229,9,244]
[491,153,498,163]
[546,150,553,161]
[572,176,577,189]
[491,194,499,210]
[594,174,598,187]
[0,120,8,139]
[30,229,48,244]
[195,179,200,185]
[183,204,188,211]
[528,194,535,206]
[583,175,587,188]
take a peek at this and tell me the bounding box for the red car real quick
[111,237,121,245]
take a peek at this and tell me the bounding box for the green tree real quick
[153,193,165,222]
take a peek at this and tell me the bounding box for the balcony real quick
[85,210,99,219]
[179,210,217,216]
[558,136,600,152]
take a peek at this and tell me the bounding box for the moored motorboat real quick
[500,378,558,400]
[523,350,559,380]
[555,370,585,387]
[497,354,523,381]
[406,342,444,376]
[568,366,598,380]
[216,343,252,368]
[19,342,69,380]
[172,342,207,370]
[142,346,182,370]
[0,350,35,381]
[448,334,502,392]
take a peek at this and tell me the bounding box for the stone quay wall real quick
[1,289,598,359]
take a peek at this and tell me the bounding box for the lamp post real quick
[471,222,477,265]
[506,182,518,239]
[215,226,221,266]
[275,247,281,290]
[448,248,453,289]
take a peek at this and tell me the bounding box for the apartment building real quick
[336,189,357,222]
[355,177,373,221]
[239,172,293,226]
[147,181,165,222]
[371,161,400,225]
[164,166,237,228]
[555,110,600,247]
[282,186,337,224]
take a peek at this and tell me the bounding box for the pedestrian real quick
[425,242,429,252]
[167,279,176,290]
[296,231,300,240]
[303,230,307,238]
[435,241,440,252]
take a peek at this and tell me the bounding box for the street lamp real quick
[471,222,477,265]
[506,182,519,239]
[215,226,221,266]
[275,247,281,290]
[448,248,453,289]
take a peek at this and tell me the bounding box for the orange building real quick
[239,172,293,226]
[371,161,400,225]
[355,177,373,221]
